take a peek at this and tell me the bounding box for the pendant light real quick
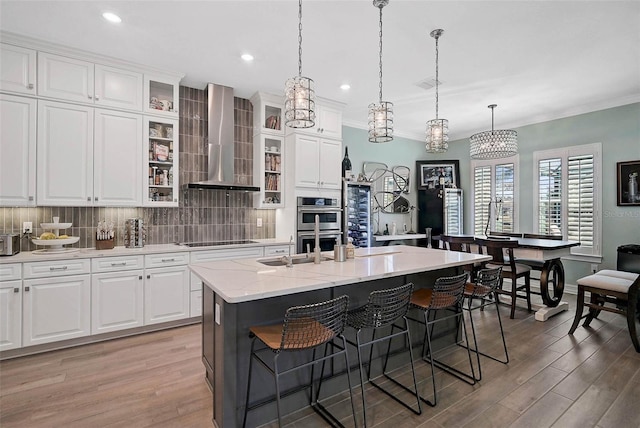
[368,0,393,143]
[284,0,315,128]
[469,104,518,159]
[425,29,449,153]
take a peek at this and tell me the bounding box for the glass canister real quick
[124,218,145,248]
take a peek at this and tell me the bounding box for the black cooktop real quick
[181,240,257,247]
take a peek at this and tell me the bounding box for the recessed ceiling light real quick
[340,84,351,90]
[241,53,254,62]
[102,12,122,23]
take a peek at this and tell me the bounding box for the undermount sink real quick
[258,255,332,266]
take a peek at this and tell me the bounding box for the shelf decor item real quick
[469,104,518,159]
[368,0,393,143]
[425,29,449,154]
[284,0,315,129]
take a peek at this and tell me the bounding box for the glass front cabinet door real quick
[144,117,178,206]
[253,134,284,208]
[143,74,179,118]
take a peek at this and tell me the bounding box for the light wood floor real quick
[2,293,640,428]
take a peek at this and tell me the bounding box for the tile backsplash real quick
[1,86,276,251]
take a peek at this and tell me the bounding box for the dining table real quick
[440,234,580,321]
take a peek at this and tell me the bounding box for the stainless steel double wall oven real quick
[296,197,342,253]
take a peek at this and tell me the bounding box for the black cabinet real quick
[418,188,463,247]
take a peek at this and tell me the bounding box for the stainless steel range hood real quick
[187,83,260,191]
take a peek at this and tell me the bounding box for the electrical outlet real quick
[257,217,263,227]
[23,221,32,233]
[590,263,598,274]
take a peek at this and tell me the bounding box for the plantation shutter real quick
[474,166,491,235]
[567,154,594,248]
[537,158,562,236]
[494,163,515,232]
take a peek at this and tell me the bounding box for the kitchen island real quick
[191,245,491,427]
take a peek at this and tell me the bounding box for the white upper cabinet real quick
[0,94,37,206]
[94,64,143,110]
[318,138,342,189]
[285,100,343,140]
[38,52,94,103]
[0,43,37,95]
[293,135,342,191]
[38,52,144,111]
[250,92,284,136]
[37,100,94,206]
[94,109,142,206]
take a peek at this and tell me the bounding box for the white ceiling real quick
[1,0,639,142]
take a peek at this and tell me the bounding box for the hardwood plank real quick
[499,366,568,413]
[508,391,573,428]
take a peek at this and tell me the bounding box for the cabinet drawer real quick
[264,245,292,257]
[0,263,22,281]
[190,247,264,264]
[144,252,188,268]
[92,255,144,273]
[23,259,90,279]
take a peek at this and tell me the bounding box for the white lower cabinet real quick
[144,265,189,325]
[190,290,202,318]
[91,269,144,335]
[0,280,22,351]
[22,274,91,346]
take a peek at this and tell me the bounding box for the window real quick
[472,156,519,235]
[533,143,601,258]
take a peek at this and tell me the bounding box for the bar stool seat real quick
[408,273,476,407]
[242,295,357,428]
[345,283,421,427]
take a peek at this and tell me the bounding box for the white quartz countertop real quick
[0,239,292,264]
[190,245,491,303]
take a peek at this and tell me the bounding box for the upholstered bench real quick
[569,270,640,352]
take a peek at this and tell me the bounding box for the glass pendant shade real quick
[426,118,449,153]
[368,101,394,143]
[470,104,518,159]
[425,29,449,153]
[285,75,315,128]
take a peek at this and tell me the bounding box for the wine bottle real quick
[342,146,352,180]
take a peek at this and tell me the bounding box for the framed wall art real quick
[416,160,460,190]
[617,160,640,206]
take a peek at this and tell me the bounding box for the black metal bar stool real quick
[460,267,509,381]
[345,283,421,427]
[242,295,357,428]
[409,273,476,406]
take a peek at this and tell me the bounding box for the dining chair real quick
[439,234,481,280]
[242,295,357,428]
[475,237,532,319]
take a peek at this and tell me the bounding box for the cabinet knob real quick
[29,196,34,201]
[147,274,151,279]
[27,83,34,90]
[87,197,91,201]
[25,286,30,292]
[95,197,99,201]
[88,95,93,100]
[95,95,100,101]
[13,288,19,293]
[139,275,143,280]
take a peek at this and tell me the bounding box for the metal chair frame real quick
[242,295,357,428]
[440,234,481,280]
[345,283,421,427]
[408,273,476,407]
[476,237,532,319]
[458,267,509,381]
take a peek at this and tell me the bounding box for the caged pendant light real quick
[368,0,393,143]
[284,0,315,128]
[425,29,449,153]
[469,104,518,159]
